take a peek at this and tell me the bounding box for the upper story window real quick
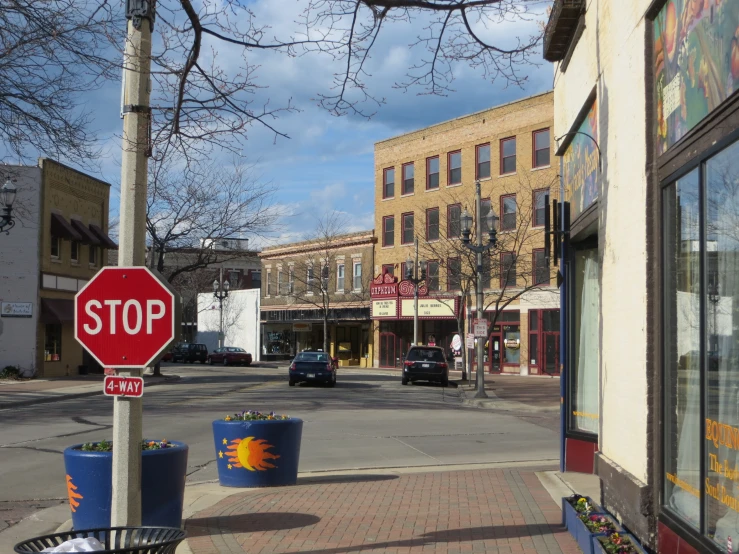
[288,267,294,294]
[500,137,516,175]
[481,198,492,233]
[51,236,61,259]
[89,246,98,267]
[401,212,414,244]
[427,156,440,190]
[426,208,439,241]
[447,204,461,238]
[337,263,345,291]
[476,144,491,180]
[533,189,548,227]
[533,249,549,285]
[501,252,516,288]
[266,270,272,296]
[353,261,362,290]
[501,194,517,231]
[71,241,80,263]
[427,261,439,291]
[533,129,551,168]
[307,266,314,292]
[447,258,461,290]
[383,215,394,247]
[383,167,395,199]
[448,151,462,185]
[402,163,414,195]
[277,270,283,295]
[382,264,394,277]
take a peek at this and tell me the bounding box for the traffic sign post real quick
[473,318,488,338]
[75,266,179,527]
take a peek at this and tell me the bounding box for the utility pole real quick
[112,0,155,527]
[460,181,498,399]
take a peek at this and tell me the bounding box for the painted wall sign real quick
[564,100,599,221]
[1,302,33,317]
[400,298,457,319]
[371,299,397,319]
[655,0,739,154]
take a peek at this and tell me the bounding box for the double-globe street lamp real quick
[460,180,498,399]
[213,269,230,348]
[0,177,18,234]
[405,237,427,346]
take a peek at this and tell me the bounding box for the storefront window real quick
[44,324,62,361]
[663,168,701,529]
[571,248,600,434]
[662,138,739,545]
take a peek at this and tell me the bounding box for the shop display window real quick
[44,324,62,361]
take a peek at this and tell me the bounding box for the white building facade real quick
[197,289,261,361]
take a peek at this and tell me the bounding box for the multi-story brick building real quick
[372,92,559,373]
[0,159,116,377]
[259,230,374,366]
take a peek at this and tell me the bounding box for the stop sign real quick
[75,267,177,368]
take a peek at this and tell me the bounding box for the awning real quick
[41,298,75,324]
[70,219,101,246]
[89,224,118,250]
[50,213,83,241]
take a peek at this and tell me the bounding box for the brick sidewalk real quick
[185,468,580,554]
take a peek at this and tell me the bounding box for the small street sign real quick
[465,333,475,349]
[75,267,178,368]
[104,375,144,397]
[473,319,488,338]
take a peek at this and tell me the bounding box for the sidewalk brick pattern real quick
[186,468,581,553]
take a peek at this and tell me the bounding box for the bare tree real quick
[146,156,277,284]
[417,172,558,374]
[2,0,545,163]
[286,212,370,353]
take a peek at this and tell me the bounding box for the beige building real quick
[372,92,560,372]
[0,159,115,377]
[259,230,375,366]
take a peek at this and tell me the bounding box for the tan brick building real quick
[259,230,375,367]
[0,159,116,377]
[372,92,560,374]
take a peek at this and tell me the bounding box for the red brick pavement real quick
[185,468,581,554]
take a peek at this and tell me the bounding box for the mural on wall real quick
[563,101,599,221]
[655,0,739,154]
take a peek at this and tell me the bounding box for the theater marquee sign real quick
[370,273,459,320]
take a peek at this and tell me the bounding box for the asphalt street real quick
[0,364,559,532]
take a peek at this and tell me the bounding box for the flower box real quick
[592,532,648,553]
[63,440,188,530]
[562,495,613,554]
[213,413,303,487]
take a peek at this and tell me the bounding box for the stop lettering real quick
[75,267,177,368]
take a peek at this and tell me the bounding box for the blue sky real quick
[9,0,553,249]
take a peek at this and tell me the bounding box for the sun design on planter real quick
[66,475,83,512]
[224,437,280,471]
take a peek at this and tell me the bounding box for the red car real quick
[208,347,253,366]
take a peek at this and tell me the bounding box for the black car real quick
[288,350,337,387]
[402,346,449,386]
[171,343,208,364]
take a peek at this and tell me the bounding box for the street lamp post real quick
[405,237,427,346]
[460,180,498,399]
[0,177,18,235]
[213,267,230,348]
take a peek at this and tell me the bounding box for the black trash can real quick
[14,526,186,554]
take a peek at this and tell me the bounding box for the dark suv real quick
[172,343,208,364]
[402,346,449,386]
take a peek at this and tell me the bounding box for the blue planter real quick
[212,418,303,487]
[63,441,188,530]
[562,497,608,554]
[592,533,647,554]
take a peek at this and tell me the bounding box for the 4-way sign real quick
[75,267,178,368]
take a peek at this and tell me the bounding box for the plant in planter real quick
[593,532,647,553]
[562,494,606,554]
[64,438,188,530]
[213,411,303,488]
[580,513,622,534]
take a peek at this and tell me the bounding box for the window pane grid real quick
[501,195,517,231]
[477,144,491,180]
[384,168,395,198]
[403,163,415,195]
[427,208,439,241]
[402,213,414,244]
[383,216,394,247]
[533,129,551,168]
[427,157,440,190]
[501,138,516,175]
[448,204,461,238]
[449,151,462,185]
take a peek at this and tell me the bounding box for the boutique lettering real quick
[705,418,739,450]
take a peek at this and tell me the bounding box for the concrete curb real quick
[456,382,560,413]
